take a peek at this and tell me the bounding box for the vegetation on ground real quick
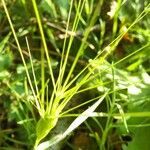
[0,0,150,149]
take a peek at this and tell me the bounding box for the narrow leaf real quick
[0,32,11,52]
[63,91,108,136]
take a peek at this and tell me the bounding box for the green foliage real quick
[35,115,58,148]
[0,0,150,149]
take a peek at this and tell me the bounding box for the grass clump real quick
[0,0,150,150]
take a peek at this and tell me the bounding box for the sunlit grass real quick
[1,0,150,149]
